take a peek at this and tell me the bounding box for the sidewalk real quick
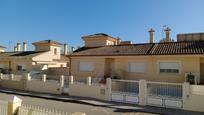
[0,88,203,115]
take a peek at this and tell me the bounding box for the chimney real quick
[17,42,21,52]
[164,27,171,42]
[148,28,155,43]
[23,42,27,52]
[14,46,17,52]
[71,46,75,53]
[64,44,68,55]
[116,38,121,45]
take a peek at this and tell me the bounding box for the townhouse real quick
[0,40,69,74]
[69,28,204,84]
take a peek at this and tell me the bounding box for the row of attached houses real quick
[69,28,204,84]
[0,40,69,74]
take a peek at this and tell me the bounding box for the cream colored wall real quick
[50,46,61,59]
[0,48,5,52]
[35,45,50,51]
[11,60,33,74]
[71,57,105,78]
[69,83,108,100]
[34,45,61,59]
[71,56,200,83]
[0,58,33,74]
[26,80,62,94]
[114,56,200,83]
[0,80,24,90]
[0,61,10,69]
[33,51,55,62]
[183,85,204,112]
[47,62,67,68]
[84,36,117,47]
[85,39,108,47]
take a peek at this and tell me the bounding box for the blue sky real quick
[0,0,204,51]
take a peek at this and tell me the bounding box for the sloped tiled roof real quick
[71,41,204,56]
[72,43,154,56]
[32,40,62,45]
[149,41,204,55]
[82,33,109,38]
[0,51,45,57]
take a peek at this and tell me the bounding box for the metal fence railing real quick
[73,77,87,84]
[1,74,23,81]
[0,100,8,115]
[112,79,139,94]
[147,81,183,99]
[19,105,69,115]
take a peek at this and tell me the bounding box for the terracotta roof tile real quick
[72,43,154,56]
[149,41,204,55]
[71,41,204,56]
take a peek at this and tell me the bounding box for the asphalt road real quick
[0,92,159,115]
[0,91,203,115]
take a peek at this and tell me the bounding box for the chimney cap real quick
[164,27,171,31]
[148,28,155,32]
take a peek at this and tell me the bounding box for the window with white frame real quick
[79,62,94,72]
[159,62,180,74]
[128,62,146,73]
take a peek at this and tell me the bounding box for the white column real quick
[42,74,46,82]
[24,73,31,81]
[60,75,65,87]
[0,73,3,80]
[139,80,147,106]
[87,76,91,86]
[182,82,190,101]
[10,74,14,80]
[69,75,74,84]
[106,78,112,101]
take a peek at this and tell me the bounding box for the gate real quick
[146,82,183,108]
[0,100,8,115]
[111,79,139,104]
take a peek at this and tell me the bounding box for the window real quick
[17,64,26,71]
[79,62,94,72]
[159,62,180,74]
[54,48,57,55]
[128,62,146,73]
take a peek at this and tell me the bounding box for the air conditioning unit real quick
[185,73,199,85]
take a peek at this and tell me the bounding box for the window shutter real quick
[79,62,94,71]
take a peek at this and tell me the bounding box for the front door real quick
[200,63,204,84]
[104,58,115,78]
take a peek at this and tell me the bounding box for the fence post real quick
[60,75,65,87]
[182,82,190,101]
[42,74,46,82]
[87,76,91,86]
[10,74,14,80]
[0,73,3,80]
[22,73,31,90]
[106,78,112,101]
[69,75,74,84]
[24,73,31,81]
[139,80,147,106]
